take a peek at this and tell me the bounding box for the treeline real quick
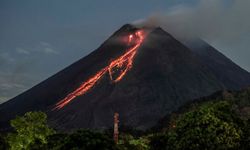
[0,88,250,150]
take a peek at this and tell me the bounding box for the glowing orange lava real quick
[53,30,145,110]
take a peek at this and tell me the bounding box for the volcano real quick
[1,24,250,131]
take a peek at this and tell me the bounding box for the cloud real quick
[37,41,59,55]
[132,0,250,72]
[0,52,15,64]
[15,42,59,55]
[134,0,250,42]
[43,47,59,54]
[0,96,11,104]
[0,41,60,104]
[40,41,51,47]
[0,72,32,104]
[0,49,40,103]
[16,48,30,55]
[0,83,26,90]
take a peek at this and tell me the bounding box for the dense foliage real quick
[149,101,245,150]
[41,129,117,150]
[117,134,149,150]
[148,88,250,150]
[1,88,249,150]
[6,111,55,150]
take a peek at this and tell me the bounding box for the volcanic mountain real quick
[1,24,250,131]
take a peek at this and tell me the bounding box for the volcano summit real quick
[1,24,250,131]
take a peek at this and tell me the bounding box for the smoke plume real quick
[134,0,250,42]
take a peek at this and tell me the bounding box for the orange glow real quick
[53,68,107,110]
[128,34,133,43]
[53,30,145,110]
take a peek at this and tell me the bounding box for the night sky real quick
[0,0,249,103]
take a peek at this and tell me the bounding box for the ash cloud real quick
[134,0,250,42]
[133,0,250,71]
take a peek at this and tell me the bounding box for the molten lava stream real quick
[53,30,145,110]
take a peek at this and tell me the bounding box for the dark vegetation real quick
[1,88,249,150]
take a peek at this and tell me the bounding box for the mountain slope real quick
[0,25,249,131]
[184,38,250,90]
[0,24,138,130]
[49,27,224,130]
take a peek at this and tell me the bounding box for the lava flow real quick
[53,30,146,110]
